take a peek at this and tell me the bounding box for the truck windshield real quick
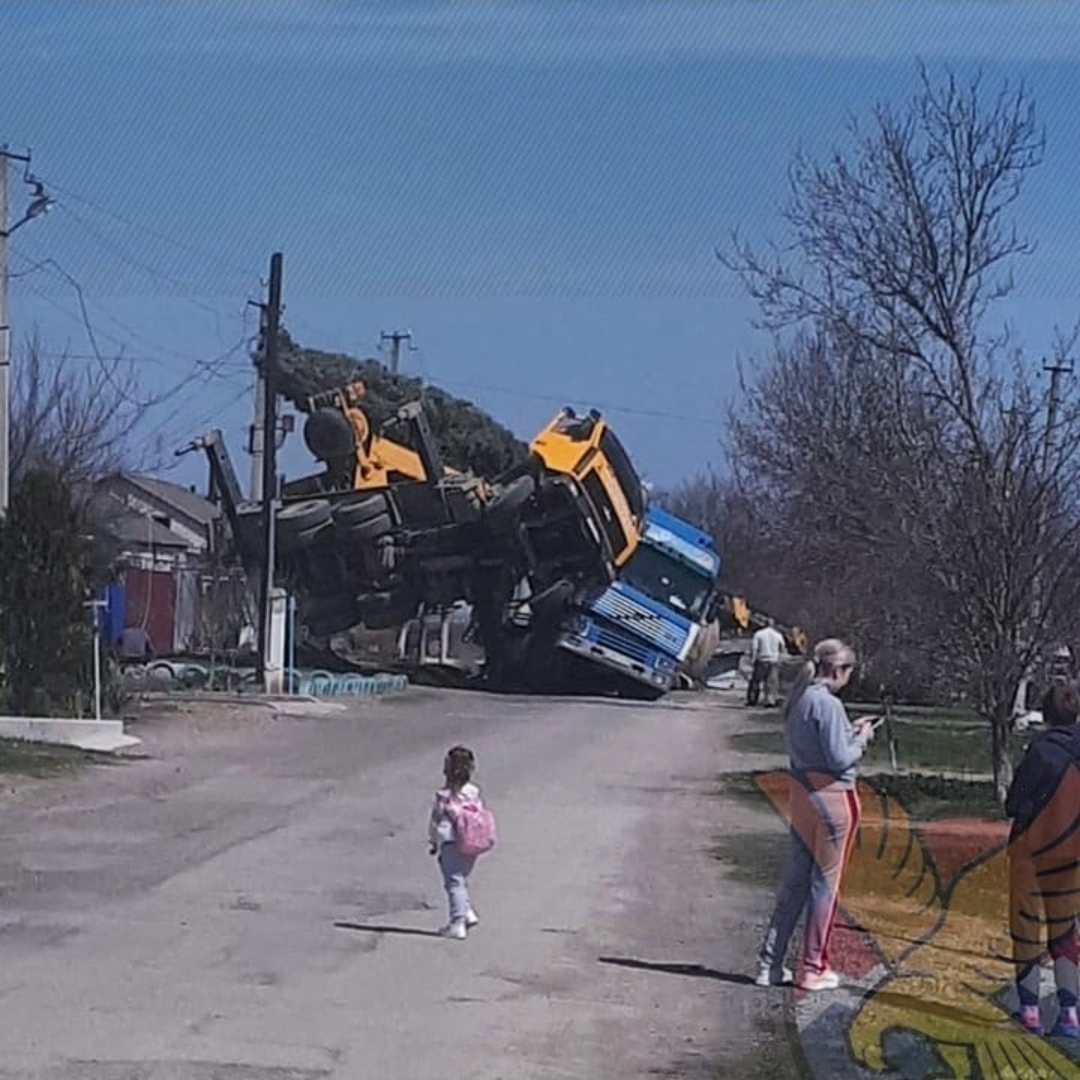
[621,544,713,619]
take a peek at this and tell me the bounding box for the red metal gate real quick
[123,568,176,656]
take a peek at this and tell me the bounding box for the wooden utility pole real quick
[256,253,284,688]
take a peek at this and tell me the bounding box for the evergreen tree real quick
[273,331,529,479]
[0,470,102,715]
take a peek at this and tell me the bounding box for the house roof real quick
[88,491,189,550]
[107,472,220,526]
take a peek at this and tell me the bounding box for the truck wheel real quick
[334,493,390,528]
[278,518,331,556]
[278,499,332,536]
[530,578,575,620]
[305,595,362,636]
[346,511,393,542]
[485,475,535,529]
[615,675,665,702]
[357,591,415,630]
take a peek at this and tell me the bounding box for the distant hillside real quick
[273,331,529,479]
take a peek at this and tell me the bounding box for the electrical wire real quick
[46,179,256,288]
[10,250,251,373]
[429,374,720,427]
[12,254,254,407]
[57,202,237,330]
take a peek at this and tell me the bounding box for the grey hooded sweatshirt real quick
[784,682,866,788]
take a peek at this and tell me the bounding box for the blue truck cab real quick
[555,505,722,697]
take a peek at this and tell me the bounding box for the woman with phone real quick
[756,637,876,992]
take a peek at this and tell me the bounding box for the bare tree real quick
[11,330,143,489]
[719,67,1080,802]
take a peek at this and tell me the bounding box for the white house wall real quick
[108,484,208,552]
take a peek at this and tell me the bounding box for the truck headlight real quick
[656,654,677,675]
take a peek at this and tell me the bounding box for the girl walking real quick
[756,638,875,991]
[428,745,488,939]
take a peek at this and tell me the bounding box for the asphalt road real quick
[0,688,791,1080]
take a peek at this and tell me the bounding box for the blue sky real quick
[2,1,1080,493]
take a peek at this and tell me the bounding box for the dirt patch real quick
[711,830,788,888]
[0,739,112,778]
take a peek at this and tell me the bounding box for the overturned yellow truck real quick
[190,384,718,696]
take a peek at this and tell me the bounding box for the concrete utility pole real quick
[379,329,415,376]
[0,146,52,516]
[1015,354,1074,719]
[84,598,108,722]
[1041,357,1072,477]
[256,253,284,690]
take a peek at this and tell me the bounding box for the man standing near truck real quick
[747,618,787,707]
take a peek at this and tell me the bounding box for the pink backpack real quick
[443,793,497,857]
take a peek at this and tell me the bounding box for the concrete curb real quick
[0,717,140,753]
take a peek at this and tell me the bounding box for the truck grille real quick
[591,588,689,656]
[594,625,654,666]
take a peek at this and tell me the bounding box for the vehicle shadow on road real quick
[598,956,755,986]
[334,920,443,939]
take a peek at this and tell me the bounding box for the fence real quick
[117,563,254,657]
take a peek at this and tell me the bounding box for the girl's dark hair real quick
[1042,682,1080,727]
[444,745,476,789]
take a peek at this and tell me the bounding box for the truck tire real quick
[305,595,362,637]
[484,475,535,530]
[615,675,665,702]
[334,493,390,528]
[304,406,357,462]
[277,499,332,537]
[530,578,575,620]
[357,591,415,630]
[346,511,392,542]
[278,518,331,556]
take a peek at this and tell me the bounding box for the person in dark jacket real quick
[1007,681,1080,1036]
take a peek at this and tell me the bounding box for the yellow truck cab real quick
[529,407,645,575]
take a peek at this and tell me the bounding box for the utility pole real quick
[248,302,268,501]
[1,153,9,518]
[1016,354,1074,720]
[379,329,415,376]
[0,146,52,516]
[85,598,108,722]
[1041,356,1072,476]
[256,253,284,690]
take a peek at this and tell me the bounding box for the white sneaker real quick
[799,968,841,992]
[438,921,467,940]
[465,908,479,928]
[755,963,794,987]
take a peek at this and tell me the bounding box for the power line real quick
[10,248,251,367]
[16,256,215,406]
[142,372,255,468]
[45,178,256,286]
[431,374,721,427]
[56,202,236,323]
[12,253,254,386]
[31,348,249,374]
